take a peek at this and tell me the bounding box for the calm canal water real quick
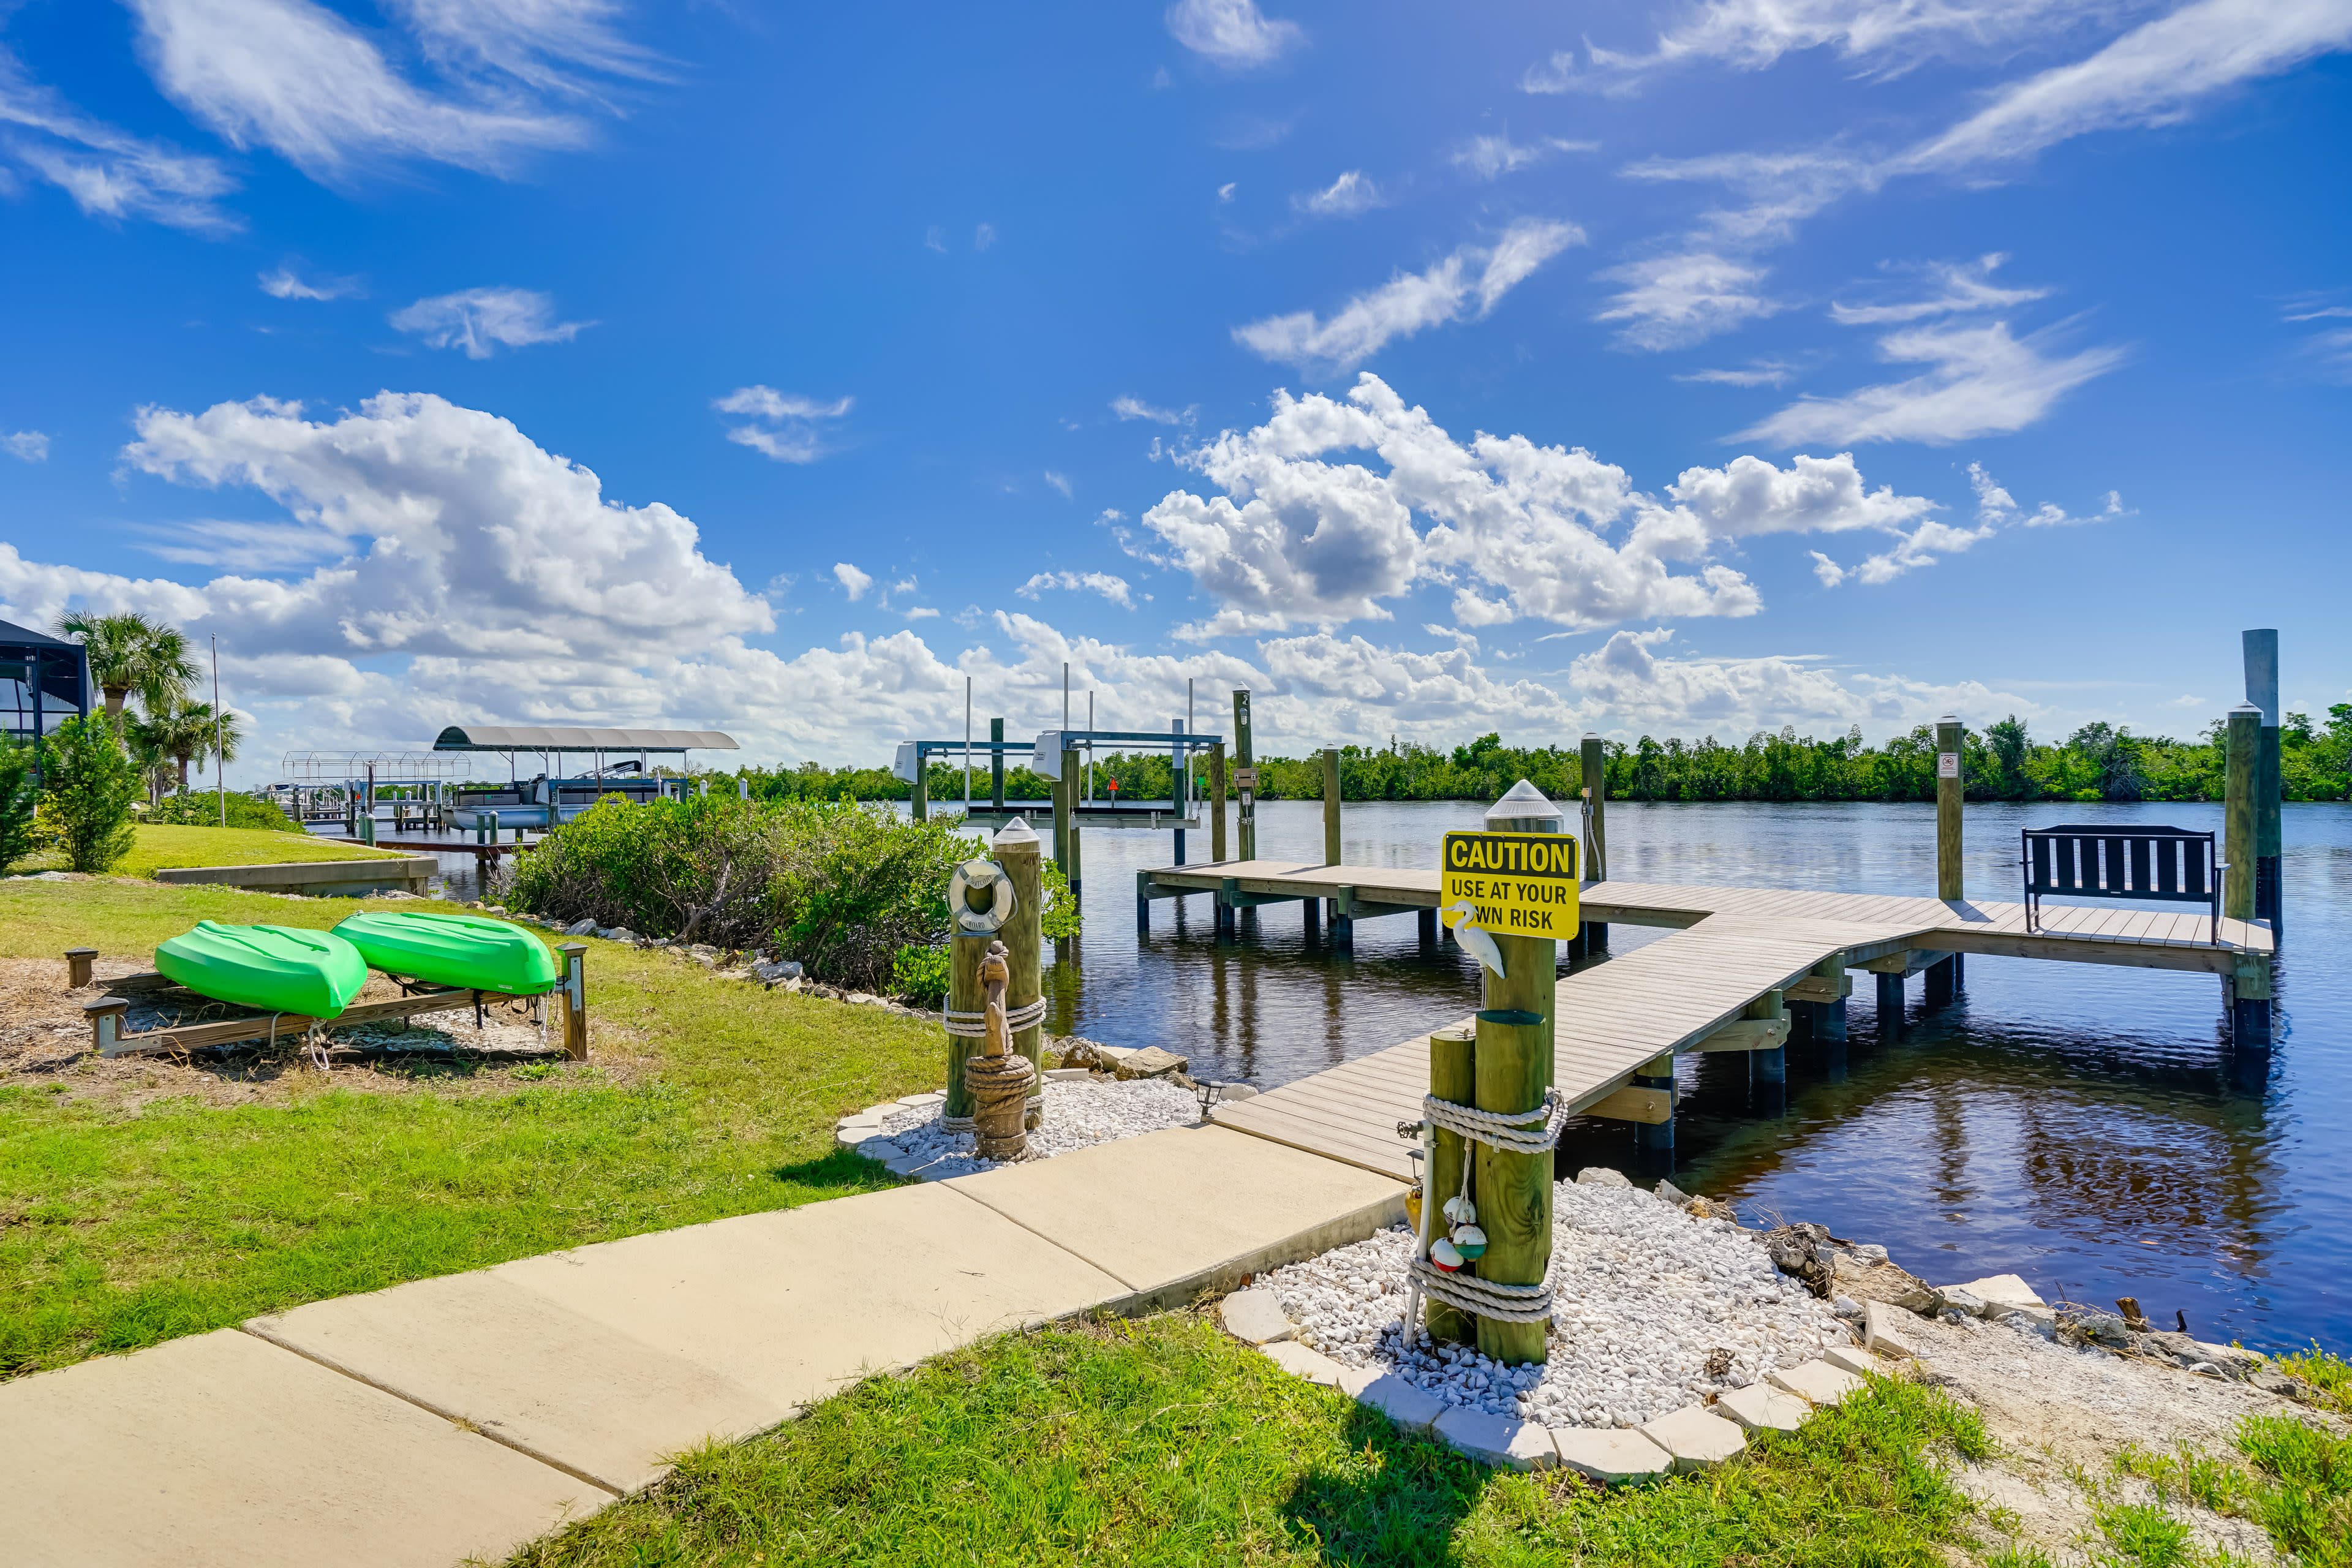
[1036,798,2347,1356]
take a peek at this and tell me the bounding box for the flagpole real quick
[211,635,224,826]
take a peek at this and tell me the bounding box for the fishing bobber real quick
[1430,1237,1464,1273]
[1442,1195,1476,1226]
[1451,1224,1488,1262]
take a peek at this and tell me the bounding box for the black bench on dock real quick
[2021,824,2222,945]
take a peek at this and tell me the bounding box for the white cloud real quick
[0,391,772,698]
[1165,0,1305,69]
[1260,632,1580,731]
[1900,0,2352,173]
[833,563,874,601]
[1044,470,1074,498]
[1217,181,1237,202]
[1740,320,2124,445]
[1596,253,1782,351]
[713,386,854,464]
[1112,395,1194,425]
[0,48,239,233]
[975,221,997,251]
[1828,254,2052,324]
[1568,625,2041,735]
[1451,132,1596,180]
[1233,219,1583,372]
[4,431,49,462]
[1675,362,1795,386]
[2285,304,2352,321]
[1572,0,2124,82]
[1016,571,1137,609]
[1519,50,1583,94]
[259,266,361,301]
[389,287,590,358]
[1292,169,1383,217]
[1809,458,2119,587]
[125,0,649,180]
[1137,375,1929,639]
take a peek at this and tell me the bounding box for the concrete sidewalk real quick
[0,1125,1403,1567]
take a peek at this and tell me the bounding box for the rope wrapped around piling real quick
[1402,1088,1571,1327]
[941,998,1048,1129]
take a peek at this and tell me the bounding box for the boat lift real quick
[893,723,1224,886]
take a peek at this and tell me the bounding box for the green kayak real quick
[154,922,370,1019]
[333,910,559,996]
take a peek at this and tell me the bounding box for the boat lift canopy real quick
[890,728,1223,781]
[433,725,738,753]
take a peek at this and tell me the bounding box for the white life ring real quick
[948,859,1017,933]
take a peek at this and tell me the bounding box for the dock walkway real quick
[1194,865,2272,1182]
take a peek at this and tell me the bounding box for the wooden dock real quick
[1183,861,2275,1181]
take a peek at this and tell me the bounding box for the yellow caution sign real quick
[1440,831,1580,938]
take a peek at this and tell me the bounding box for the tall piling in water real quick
[2244,630,2283,935]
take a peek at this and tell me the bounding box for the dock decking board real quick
[1190,860,2272,1175]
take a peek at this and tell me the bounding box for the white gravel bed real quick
[1259,1178,1850,1430]
[872,1076,1202,1178]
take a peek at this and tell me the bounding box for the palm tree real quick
[123,712,176,804]
[145,699,242,793]
[53,612,200,718]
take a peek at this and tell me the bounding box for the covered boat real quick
[154,922,369,1019]
[333,910,560,995]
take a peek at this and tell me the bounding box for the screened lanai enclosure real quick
[0,618,91,746]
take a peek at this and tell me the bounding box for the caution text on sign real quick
[1440,831,1581,937]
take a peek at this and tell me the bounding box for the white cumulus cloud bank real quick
[0,389,2052,764]
[390,287,590,358]
[1234,220,1583,372]
[1016,571,1137,609]
[4,431,50,462]
[1136,373,1934,638]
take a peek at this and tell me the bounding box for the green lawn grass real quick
[1,878,944,1378]
[501,1314,1995,1568]
[16,822,407,878]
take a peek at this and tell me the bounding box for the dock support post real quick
[1209,742,1228,862]
[1924,954,1956,1008]
[2245,630,2283,935]
[1232,690,1256,862]
[1322,747,1342,864]
[1417,907,1436,947]
[997,820,1045,1128]
[1811,957,1848,1079]
[1580,732,1608,954]
[2225,704,2259,924]
[1174,828,1186,864]
[1936,714,1963,901]
[911,758,927,822]
[2231,959,2272,1049]
[944,930,986,1129]
[557,943,588,1061]
[1217,876,1238,941]
[1633,1051,1675,1175]
[1876,970,1904,1041]
[1469,782,1562,1366]
[1425,1022,1477,1346]
[1748,988,1786,1114]
[1303,897,1321,943]
[1062,746,1083,897]
[989,718,1005,815]
[1136,870,1152,933]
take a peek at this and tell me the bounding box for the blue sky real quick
[1,0,2346,782]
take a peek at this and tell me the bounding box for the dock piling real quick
[1876,970,1904,1041]
[1425,1022,1477,1346]
[1633,1050,1675,1175]
[1579,733,1609,953]
[1232,690,1256,862]
[2225,704,2259,923]
[1936,714,1963,900]
[1209,741,1228,863]
[990,718,1006,814]
[2244,630,2283,935]
[1924,954,1956,1008]
[995,820,1046,1129]
[1747,988,1787,1115]
[1062,745,1083,896]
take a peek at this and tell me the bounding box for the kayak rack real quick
[75,943,590,1063]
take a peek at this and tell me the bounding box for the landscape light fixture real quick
[1193,1078,1225,1122]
